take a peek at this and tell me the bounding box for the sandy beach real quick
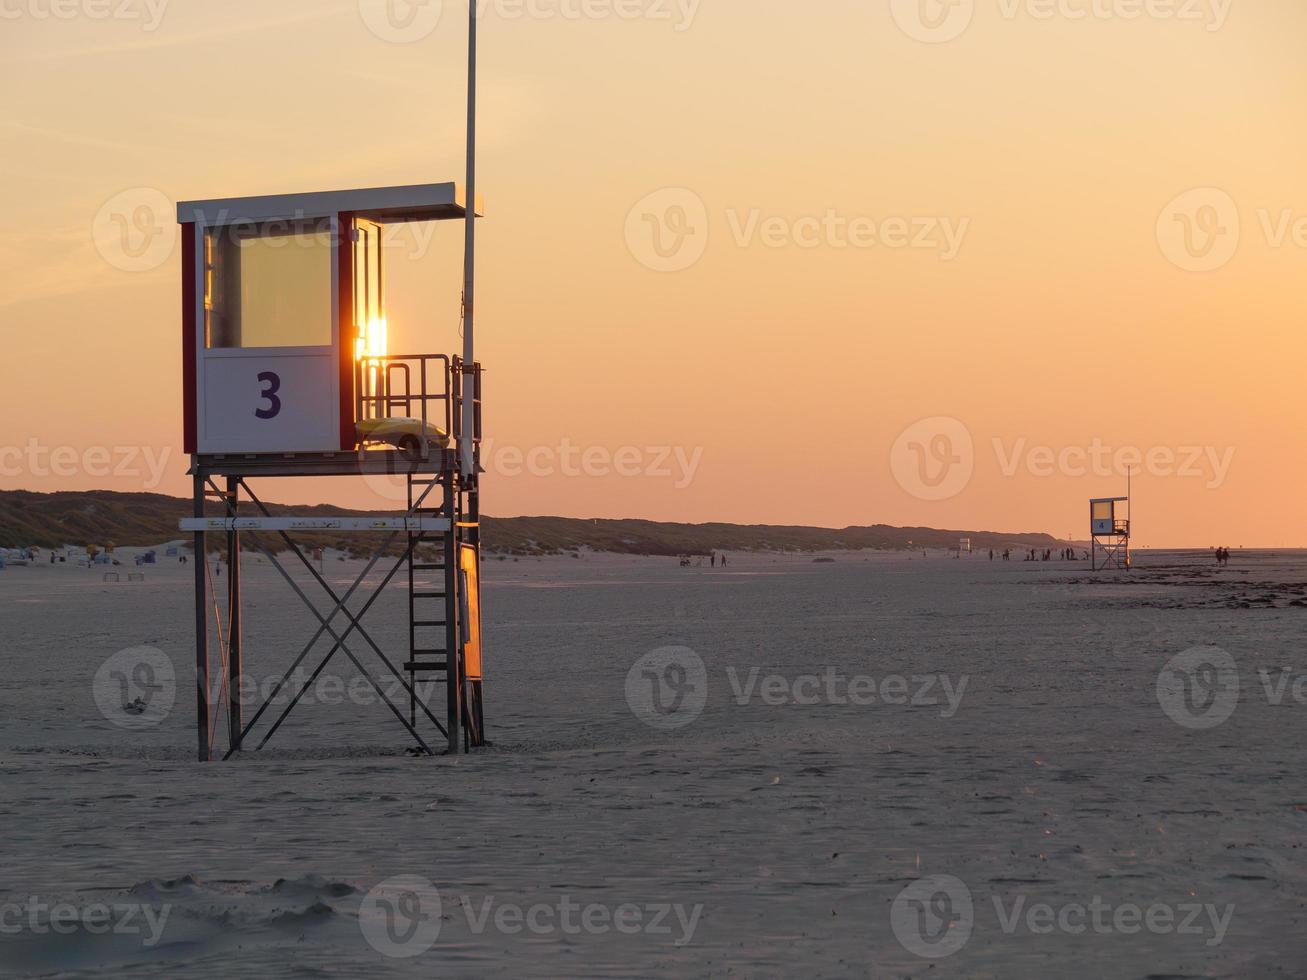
[1,548,1304,977]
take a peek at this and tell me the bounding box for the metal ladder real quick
[405,474,455,733]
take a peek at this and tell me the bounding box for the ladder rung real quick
[404,660,449,673]
[411,620,447,628]
[410,648,447,656]
[411,591,444,599]
[411,563,445,571]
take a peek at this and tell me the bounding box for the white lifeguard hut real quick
[1089,496,1131,571]
[174,10,489,762]
[179,183,480,459]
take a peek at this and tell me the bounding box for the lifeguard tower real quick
[1089,496,1131,571]
[175,10,489,763]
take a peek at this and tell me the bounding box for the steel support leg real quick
[226,476,243,755]
[445,476,461,754]
[193,472,209,762]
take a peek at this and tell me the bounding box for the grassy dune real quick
[0,490,1064,556]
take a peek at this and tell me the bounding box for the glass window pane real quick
[205,219,332,349]
[352,219,385,359]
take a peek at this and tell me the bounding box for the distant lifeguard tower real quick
[176,11,488,762]
[1089,496,1131,571]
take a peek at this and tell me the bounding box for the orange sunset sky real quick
[1,1,1305,547]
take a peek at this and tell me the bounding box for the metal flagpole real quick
[460,1,478,480]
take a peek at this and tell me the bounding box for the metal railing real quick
[355,354,481,462]
[356,354,452,436]
[451,355,483,449]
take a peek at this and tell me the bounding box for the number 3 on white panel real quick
[255,371,282,420]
